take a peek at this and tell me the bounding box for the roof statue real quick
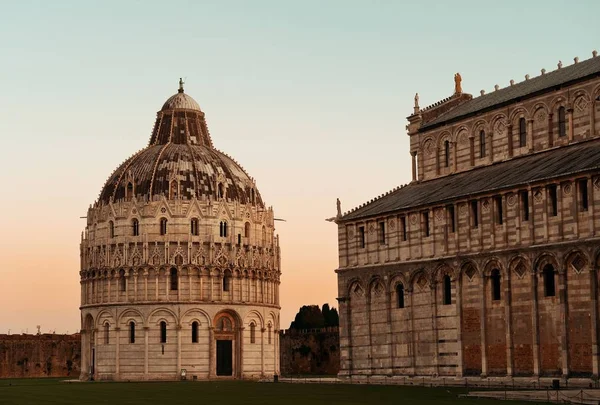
[454,73,462,94]
[178,77,184,93]
[336,198,342,217]
[413,93,420,114]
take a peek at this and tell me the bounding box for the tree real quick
[289,304,339,329]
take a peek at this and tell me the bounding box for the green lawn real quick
[0,379,538,405]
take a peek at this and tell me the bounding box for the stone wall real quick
[280,328,339,376]
[0,334,80,378]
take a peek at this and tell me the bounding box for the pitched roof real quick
[341,140,600,222]
[420,56,600,131]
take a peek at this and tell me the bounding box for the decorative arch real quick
[410,269,430,291]
[453,125,469,143]
[482,257,505,277]
[147,307,178,328]
[117,308,145,326]
[348,279,365,298]
[564,249,589,274]
[368,276,386,298]
[244,310,265,328]
[213,309,241,331]
[509,106,530,123]
[533,252,559,274]
[460,260,479,282]
[438,131,451,148]
[181,308,211,326]
[432,263,455,282]
[389,273,408,292]
[550,95,568,112]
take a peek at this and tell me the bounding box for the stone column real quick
[200,273,204,301]
[505,270,514,376]
[548,113,554,147]
[115,327,121,378]
[208,327,215,377]
[144,326,149,377]
[589,177,595,237]
[590,267,599,377]
[567,108,574,141]
[261,327,266,377]
[507,124,514,157]
[469,136,475,167]
[480,275,488,377]
[430,282,439,375]
[591,99,597,136]
[239,327,245,378]
[531,271,541,376]
[452,141,458,173]
[188,272,193,301]
[456,275,464,377]
[488,131,494,163]
[133,272,138,302]
[155,273,159,300]
[80,330,89,380]
[411,151,417,182]
[176,325,182,377]
[144,271,148,301]
[559,269,569,377]
[407,287,416,375]
[527,119,534,152]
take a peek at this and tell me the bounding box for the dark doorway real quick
[216,340,233,376]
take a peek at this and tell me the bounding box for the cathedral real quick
[334,52,600,381]
[79,81,281,381]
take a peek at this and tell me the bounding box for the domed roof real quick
[161,92,201,111]
[97,81,262,205]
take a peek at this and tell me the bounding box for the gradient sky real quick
[0,0,598,334]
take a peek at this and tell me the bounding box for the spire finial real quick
[178,77,184,93]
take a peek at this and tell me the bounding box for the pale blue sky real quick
[0,0,598,333]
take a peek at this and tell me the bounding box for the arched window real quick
[558,106,567,137]
[543,264,556,297]
[218,183,224,199]
[491,269,501,301]
[244,222,251,238]
[160,321,167,343]
[104,323,110,344]
[262,226,266,246]
[119,269,126,292]
[160,218,168,235]
[170,268,178,291]
[170,180,178,199]
[519,117,527,147]
[443,275,452,305]
[251,189,255,205]
[219,221,228,238]
[396,283,405,309]
[479,130,486,158]
[132,219,139,236]
[109,221,115,238]
[126,182,133,201]
[191,321,199,343]
[250,322,256,344]
[129,321,135,344]
[223,271,231,292]
[444,140,450,167]
[190,218,199,236]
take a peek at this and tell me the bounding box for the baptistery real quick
[80,81,281,381]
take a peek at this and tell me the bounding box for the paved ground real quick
[464,389,600,404]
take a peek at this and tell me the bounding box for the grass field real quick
[0,378,537,405]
